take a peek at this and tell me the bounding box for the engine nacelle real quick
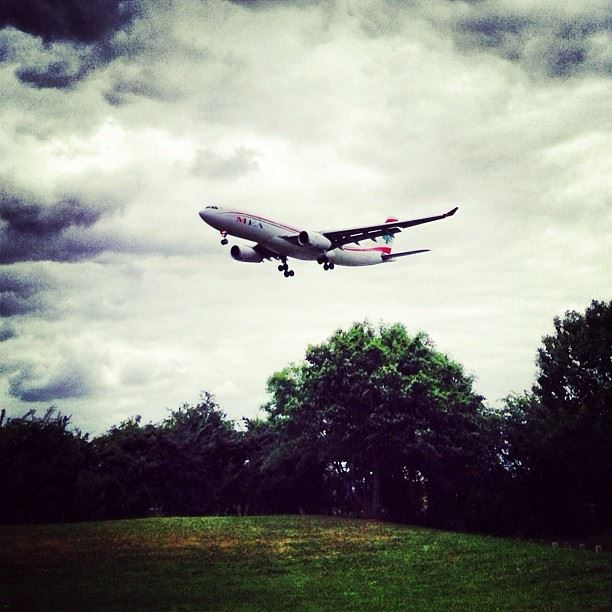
[297,230,332,252]
[230,245,263,263]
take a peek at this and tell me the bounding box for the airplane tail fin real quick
[381,217,398,251]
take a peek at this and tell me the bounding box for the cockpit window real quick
[205,205,219,209]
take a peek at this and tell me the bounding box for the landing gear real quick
[220,231,228,245]
[317,255,334,271]
[278,259,295,278]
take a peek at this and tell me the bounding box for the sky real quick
[1,0,610,434]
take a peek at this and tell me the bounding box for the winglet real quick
[445,206,459,217]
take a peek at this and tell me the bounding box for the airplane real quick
[198,205,458,277]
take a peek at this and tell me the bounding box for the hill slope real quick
[1,516,611,611]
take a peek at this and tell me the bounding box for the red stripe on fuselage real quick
[344,246,391,254]
[223,211,301,234]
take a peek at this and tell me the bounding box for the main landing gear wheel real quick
[318,256,333,270]
[278,259,294,278]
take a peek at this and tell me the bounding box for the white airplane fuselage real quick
[199,207,390,267]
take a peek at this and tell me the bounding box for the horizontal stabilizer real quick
[382,249,430,262]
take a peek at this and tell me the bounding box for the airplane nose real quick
[199,209,208,221]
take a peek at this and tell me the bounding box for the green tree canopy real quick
[536,299,611,414]
[91,394,242,518]
[265,321,498,525]
[0,408,90,523]
[504,299,612,535]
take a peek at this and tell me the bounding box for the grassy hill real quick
[1,515,610,611]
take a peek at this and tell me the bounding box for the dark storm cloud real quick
[0,193,116,263]
[457,14,528,57]
[8,363,95,402]
[547,47,587,78]
[103,70,180,106]
[13,41,123,90]
[1,195,101,234]
[230,1,611,79]
[0,267,50,317]
[0,323,16,341]
[0,0,140,44]
[453,7,612,78]
[0,1,142,89]
[227,0,318,8]
[15,57,89,89]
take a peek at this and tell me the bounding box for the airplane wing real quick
[321,207,458,248]
[253,243,281,260]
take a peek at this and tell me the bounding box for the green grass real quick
[1,516,610,611]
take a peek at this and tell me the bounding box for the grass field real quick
[1,515,611,611]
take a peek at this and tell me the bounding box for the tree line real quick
[1,300,610,538]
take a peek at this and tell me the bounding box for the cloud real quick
[0,193,117,263]
[8,360,95,402]
[0,31,103,90]
[0,1,143,90]
[103,67,182,105]
[449,1,612,78]
[0,267,51,317]
[15,55,90,89]
[0,0,140,44]
[0,322,16,341]
[192,147,259,178]
[456,14,529,59]
[0,0,609,434]
[4,339,100,402]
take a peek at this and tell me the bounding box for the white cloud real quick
[1,0,610,433]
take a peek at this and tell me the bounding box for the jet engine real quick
[230,245,263,263]
[297,230,332,251]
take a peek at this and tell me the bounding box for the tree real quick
[536,299,611,416]
[91,394,242,518]
[504,300,612,535]
[159,393,243,515]
[0,408,90,523]
[241,379,330,516]
[264,321,497,526]
[90,415,165,519]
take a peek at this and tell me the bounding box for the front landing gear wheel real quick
[221,238,228,245]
